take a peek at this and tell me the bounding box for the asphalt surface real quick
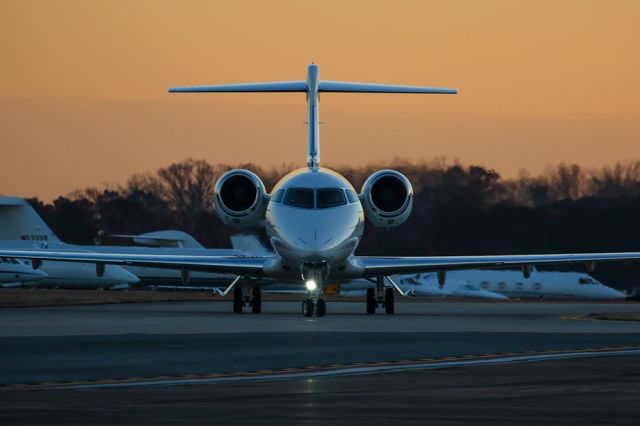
[2,355,639,425]
[1,300,639,424]
[2,300,640,336]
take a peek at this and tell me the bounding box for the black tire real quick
[233,287,243,313]
[366,288,376,314]
[302,299,313,317]
[385,287,395,314]
[316,299,326,317]
[251,286,261,314]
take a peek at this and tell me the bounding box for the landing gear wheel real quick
[233,287,243,313]
[251,286,261,314]
[316,299,326,317]
[302,299,314,317]
[385,287,395,314]
[366,288,376,314]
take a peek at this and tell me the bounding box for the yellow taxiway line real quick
[2,345,639,391]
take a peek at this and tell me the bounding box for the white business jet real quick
[0,257,48,286]
[394,269,625,300]
[1,64,638,316]
[0,197,139,289]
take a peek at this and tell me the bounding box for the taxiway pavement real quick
[1,300,639,424]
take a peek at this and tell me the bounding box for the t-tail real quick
[169,64,457,169]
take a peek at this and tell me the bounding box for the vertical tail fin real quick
[168,64,457,169]
[0,197,61,242]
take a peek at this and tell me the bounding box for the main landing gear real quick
[233,285,262,314]
[366,277,395,314]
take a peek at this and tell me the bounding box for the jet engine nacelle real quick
[361,169,413,228]
[214,169,267,228]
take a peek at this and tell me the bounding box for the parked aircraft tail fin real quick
[0,197,61,242]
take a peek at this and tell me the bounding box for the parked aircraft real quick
[341,278,508,299]
[0,197,139,289]
[1,64,638,316]
[0,197,268,287]
[0,240,139,289]
[395,269,625,300]
[0,257,47,286]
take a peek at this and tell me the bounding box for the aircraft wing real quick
[356,252,640,276]
[0,248,269,276]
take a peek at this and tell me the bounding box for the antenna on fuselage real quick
[168,64,457,169]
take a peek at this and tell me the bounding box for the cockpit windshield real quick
[283,188,314,209]
[316,189,347,209]
[278,187,354,209]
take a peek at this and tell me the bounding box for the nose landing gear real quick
[302,295,326,317]
[301,263,327,317]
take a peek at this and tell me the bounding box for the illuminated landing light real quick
[305,280,317,291]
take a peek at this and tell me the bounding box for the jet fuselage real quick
[265,168,364,280]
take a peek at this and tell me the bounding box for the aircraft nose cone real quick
[112,266,140,284]
[300,229,334,261]
[311,229,333,249]
[605,287,626,299]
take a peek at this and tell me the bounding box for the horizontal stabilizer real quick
[169,80,457,94]
[319,81,457,94]
[169,81,307,93]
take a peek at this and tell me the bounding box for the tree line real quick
[25,159,640,289]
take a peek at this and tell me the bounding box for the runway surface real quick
[1,300,639,424]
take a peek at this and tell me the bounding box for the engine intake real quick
[361,170,413,228]
[214,169,267,227]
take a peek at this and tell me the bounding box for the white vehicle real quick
[0,257,47,285]
[1,64,638,316]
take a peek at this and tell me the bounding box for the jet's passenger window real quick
[283,188,314,208]
[271,189,285,203]
[317,189,347,208]
[345,189,359,204]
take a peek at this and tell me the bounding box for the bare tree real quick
[154,159,217,233]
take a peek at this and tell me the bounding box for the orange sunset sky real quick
[1,0,639,201]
